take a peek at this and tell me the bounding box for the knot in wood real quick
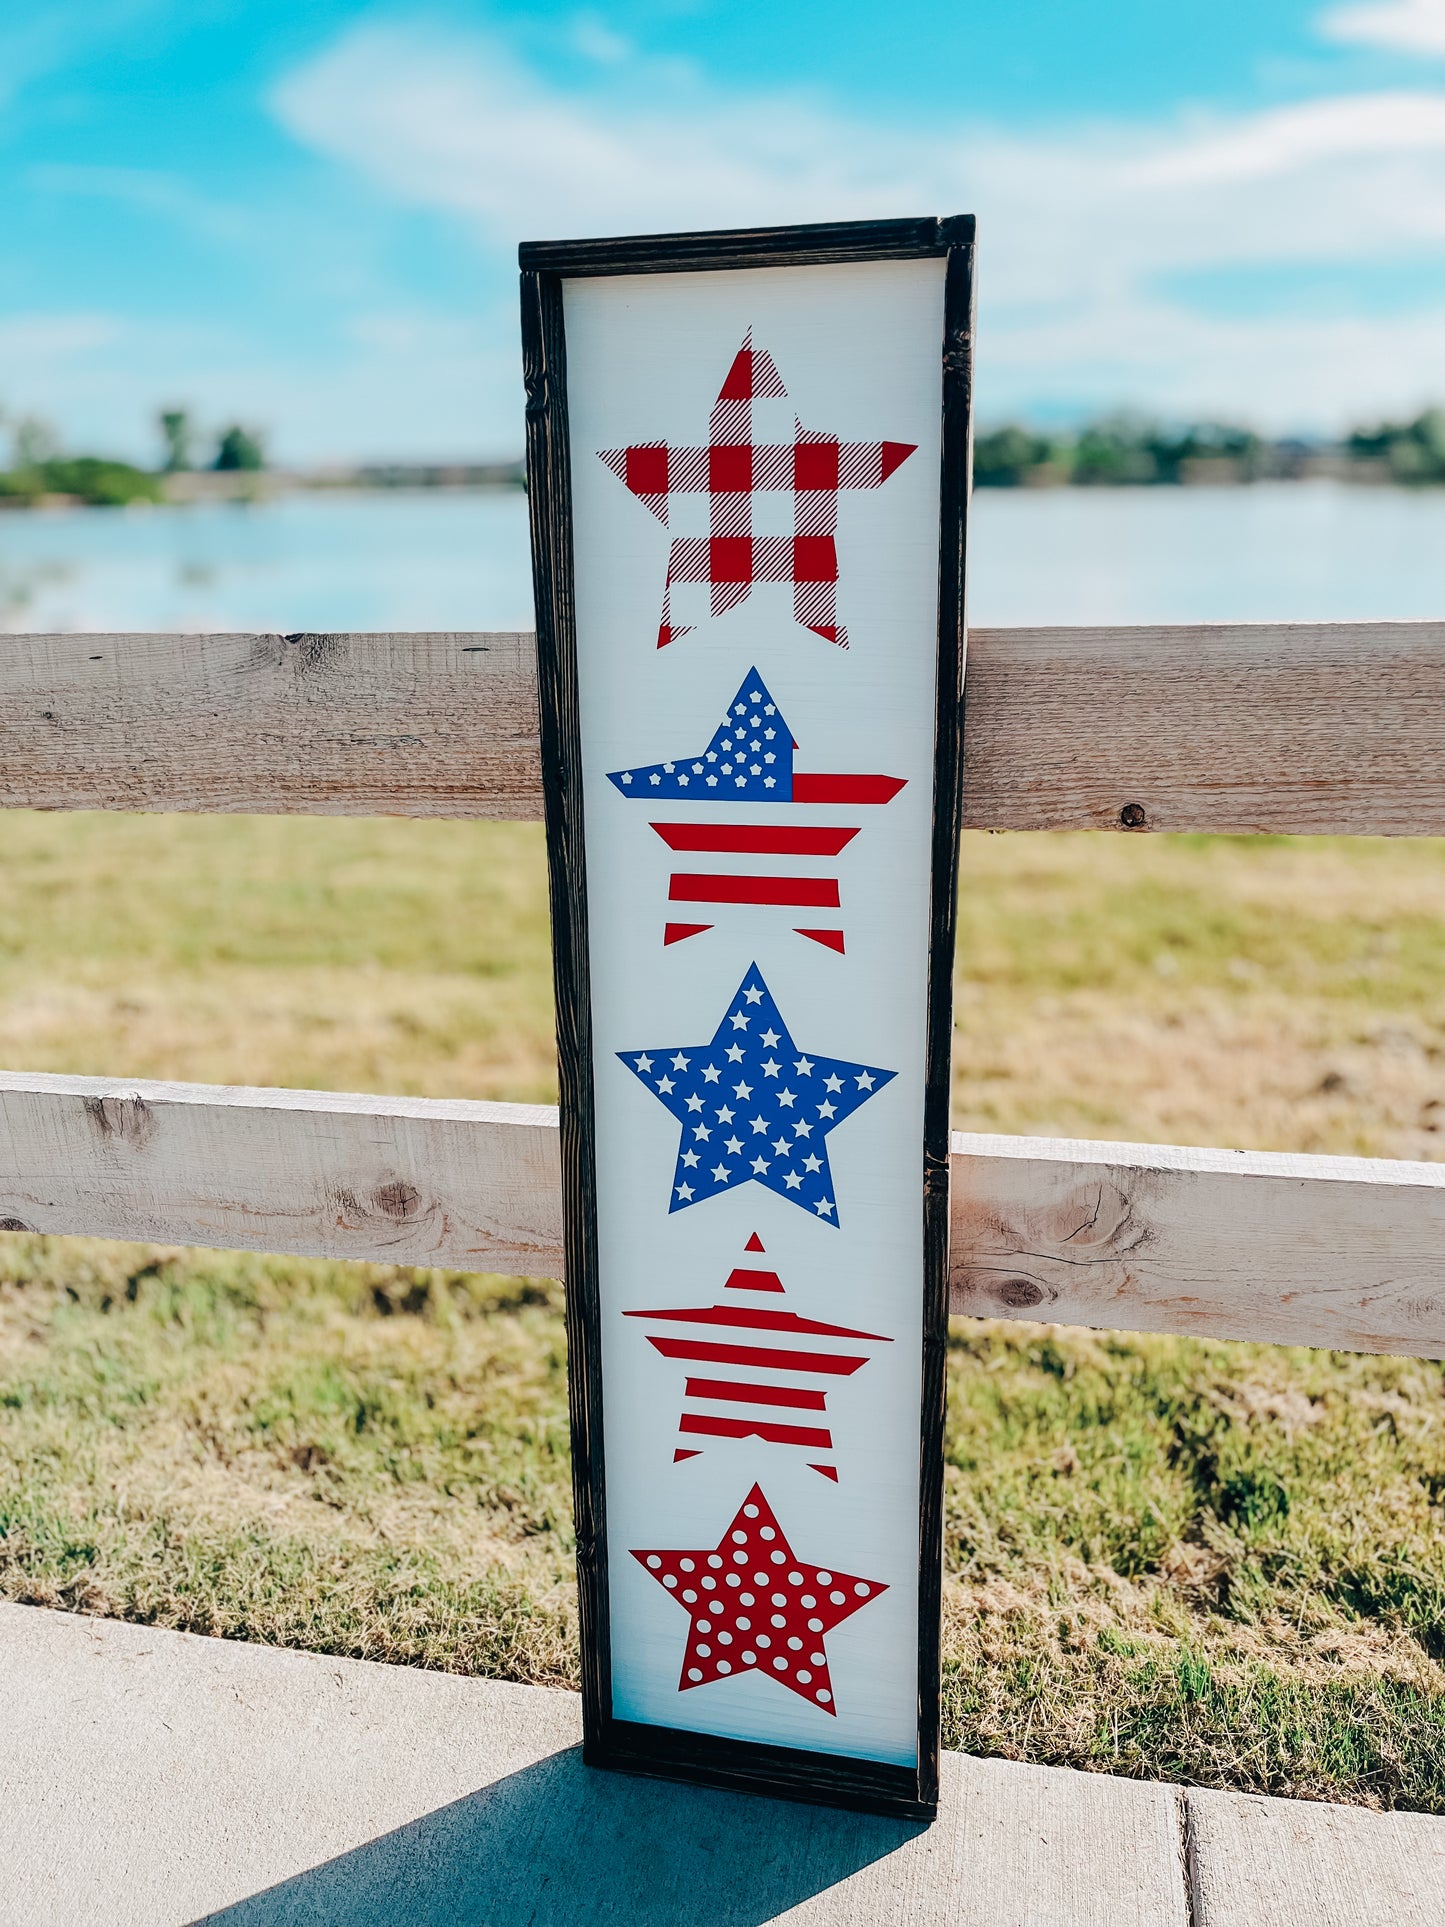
[82,1093,157,1151]
[372,1180,422,1221]
[994,1277,1047,1310]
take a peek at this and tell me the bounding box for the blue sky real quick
[4,0,1445,462]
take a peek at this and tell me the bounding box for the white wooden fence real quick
[4,620,1445,1360]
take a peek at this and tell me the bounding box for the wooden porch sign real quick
[522,217,974,1819]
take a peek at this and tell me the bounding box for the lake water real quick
[1,481,1443,634]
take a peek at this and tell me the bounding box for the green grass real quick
[2,812,1445,1808]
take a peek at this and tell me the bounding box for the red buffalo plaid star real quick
[632,1482,886,1714]
[600,330,916,649]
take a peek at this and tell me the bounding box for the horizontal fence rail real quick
[1,1072,1443,1358]
[5,621,1445,832]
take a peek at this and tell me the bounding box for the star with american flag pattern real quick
[619,964,895,1225]
[608,668,795,801]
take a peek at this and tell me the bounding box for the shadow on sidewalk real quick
[192,1741,922,1927]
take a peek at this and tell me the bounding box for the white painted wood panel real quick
[4,1073,1445,1357]
[6,621,1445,833]
[949,1131,1445,1357]
[0,1071,563,1275]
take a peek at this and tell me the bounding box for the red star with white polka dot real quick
[631,1483,886,1715]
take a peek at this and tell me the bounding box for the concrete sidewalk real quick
[1,1603,1441,1926]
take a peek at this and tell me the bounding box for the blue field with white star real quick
[619,965,895,1225]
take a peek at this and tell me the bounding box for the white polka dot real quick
[854,1583,870,1597]
[816,1572,832,1585]
[696,1644,710,1657]
[726,1574,741,1587]
[733,1551,748,1565]
[800,1594,816,1608]
[701,1576,716,1590]
[773,1657,787,1670]
[736,1616,751,1630]
[740,1592,755,1606]
[754,1571,769,1585]
[682,1590,697,1602]
[717,1660,732,1674]
[788,1571,804,1585]
[757,1635,772,1649]
[808,1617,823,1632]
[771,1614,786,1628]
[742,1651,757,1665]
[687,1668,702,1681]
[811,1651,825,1665]
[744,1504,759,1518]
[797,1670,812,1684]
[664,1575,678,1589]
[708,1554,723,1568]
[770,1551,786,1565]
[718,1631,733,1646]
[697,1620,711,1634]
[680,1558,695,1572]
[817,1690,831,1704]
[646,1555,661,1569]
[759,1526,775,1540]
[787,1637,803,1650]
[731,1530,747,1545]
[830,1590,845,1604]
[768,1592,784,1607]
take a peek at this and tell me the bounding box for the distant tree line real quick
[974,408,1445,487]
[0,405,266,507]
[6,396,1445,507]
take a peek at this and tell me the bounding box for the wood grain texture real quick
[522,258,618,1780]
[6,620,1445,832]
[0,1071,563,1274]
[0,630,542,817]
[962,619,1445,834]
[949,1131,1445,1357]
[518,213,973,279]
[4,1076,1445,1358]
[1186,1785,1445,1927]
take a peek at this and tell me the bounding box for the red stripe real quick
[669,873,840,908]
[663,921,712,945]
[679,1412,834,1449]
[797,928,845,953]
[646,1337,868,1375]
[723,1266,783,1293]
[791,773,906,804]
[651,823,858,856]
[627,1304,887,1340]
[684,1376,828,1410]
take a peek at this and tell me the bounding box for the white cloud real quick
[1138,91,1445,182]
[1318,1,1445,57]
[268,24,1445,430]
[271,29,920,242]
[0,312,121,364]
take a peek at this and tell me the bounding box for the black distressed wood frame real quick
[521,216,975,1822]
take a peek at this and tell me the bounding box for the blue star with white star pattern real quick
[619,964,896,1225]
[607,669,794,801]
